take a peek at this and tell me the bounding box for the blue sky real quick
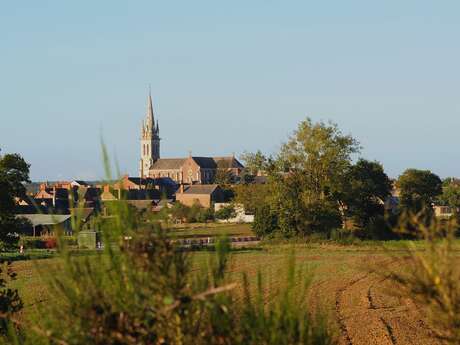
[1,1,460,181]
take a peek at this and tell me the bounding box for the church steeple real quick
[139,88,161,177]
[146,91,155,129]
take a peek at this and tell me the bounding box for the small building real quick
[175,184,225,208]
[17,214,72,236]
[433,205,458,219]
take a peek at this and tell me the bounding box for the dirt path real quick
[329,260,441,345]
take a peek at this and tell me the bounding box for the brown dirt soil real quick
[309,257,442,345]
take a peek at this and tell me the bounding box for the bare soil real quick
[308,256,442,345]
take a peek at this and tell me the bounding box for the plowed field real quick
[12,242,446,344]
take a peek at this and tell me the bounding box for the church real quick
[139,93,244,184]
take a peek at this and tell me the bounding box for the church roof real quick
[191,157,217,169]
[151,158,186,170]
[213,156,244,169]
[150,156,244,171]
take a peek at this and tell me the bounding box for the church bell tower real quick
[139,91,160,177]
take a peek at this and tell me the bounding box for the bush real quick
[168,202,215,224]
[252,204,278,237]
[215,204,236,221]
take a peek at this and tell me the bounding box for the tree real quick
[438,178,460,209]
[272,171,342,236]
[340,159,392,230]
[213,169,234,186]
[267,118,359,237]
[240,150,268,175]
[252,204,278,237]
[233,183,270,215]
[279,118,360,201]
[0,151,30,248]
[396,169,442,213]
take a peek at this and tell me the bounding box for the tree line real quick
[235,118,453,240]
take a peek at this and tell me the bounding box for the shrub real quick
[252,204,278,237]
[215,204,236,221]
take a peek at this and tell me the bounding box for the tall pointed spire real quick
[146,89,154,128]
[140,86,161,177]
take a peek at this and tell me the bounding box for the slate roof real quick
[213,157,244,169]
[126,189,161,200]
[183,184,220,195]
[151,158,186,170]
[150,156,244,170]
[127,177,154,185]
[192,157,217,169]
[16,214,71,226]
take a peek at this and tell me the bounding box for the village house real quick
[112,175,176,198]
[175,184,225,208]
[34,184,70,212]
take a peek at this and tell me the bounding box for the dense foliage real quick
[339,159,393,231]
[0,151,31,248]
[396,169,442,213]
[437,178,460,209]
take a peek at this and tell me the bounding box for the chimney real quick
[103,185,110,193]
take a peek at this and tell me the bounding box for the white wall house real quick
[214,203,254,223]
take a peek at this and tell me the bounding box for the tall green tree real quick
[279,118,360,200]
[396,169,442,213]
[340,159,392,230]
[0,151,31,246]
[438,178,460,209]
[268,118,360,236]
[240,150,268,175]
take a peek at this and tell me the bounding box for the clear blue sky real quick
[1,1,460,181]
